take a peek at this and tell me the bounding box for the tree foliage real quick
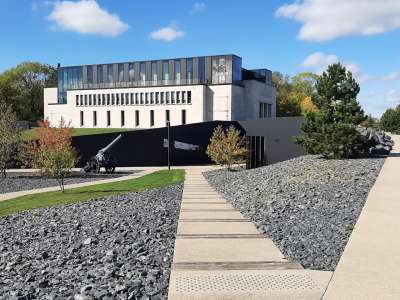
[295,63,370,159]
[206,125,247,170]
[0,62,57,121]
[380,106,400,134]
[29,119,76,192]
[0,100,21,178]
[272,71,318,117]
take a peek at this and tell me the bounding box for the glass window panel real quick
[118,64,124,82]
[97,65,103,83]
[187,58,193,83]
[108,64,113,83]
[128,63,135,81]
[151,62,157,82]
[175,60,181,83]
[140,63,146,82]
[162,61,169,81]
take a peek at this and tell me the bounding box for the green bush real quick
[380,107,400,134]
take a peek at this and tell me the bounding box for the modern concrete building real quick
[44,54,276,128]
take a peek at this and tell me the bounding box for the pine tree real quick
[295,63,369,159]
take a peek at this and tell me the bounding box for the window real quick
[93,111,97,127]
[175,60,181,83]
[107,94,110,105]
[162,61,169,82]
[97,65,103,83]
[98,95,101,106]
[259,102,272,118]
[155,92,159,104]
[182,109,186,125]
[107,111,111,126]
[182,91,186,104]
[116,94,119,105]
[118,64,124,82]
[80,111,84,127]
[140,63,146,82]
[135,110,139,127]
[165,109,170,125]
[121,93,124,105]
[150,110,154,127]
[121,110,125,127]
[76,95,79,106]
[107,64,113,83]
[199,57,205,82]
[160,92,164,104]
[145,92,149,104]
[187,58,193,83]
[150,92,154,104]
[84,95,88,106]
[176,91,180,104]
[87,66,93,84]
[267,104,272,117]
[171,91,175,104]
[151,62,157,82]
[80,95,83,106]
[187,91,192,104]
[128,63,134,81]
[126,93,129,105]
[102,94,105,105]
[140,93,144,104]
[112,94,115,105]
[130,93,134,104]
[89,94,92,106]
[166,91,170,104]
[135,93,139,105]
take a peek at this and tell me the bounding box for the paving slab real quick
[323,135,400,299]
[180,210,245,220]
[177,221,261,235]
[180,203,234,210]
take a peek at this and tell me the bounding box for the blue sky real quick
[0,0,399,117]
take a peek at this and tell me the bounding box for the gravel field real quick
[0,172,137,194]
[204,155,384,271]
[0,184,182,300]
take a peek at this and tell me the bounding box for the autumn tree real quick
[0,100,21,178]
[206,125,247,170]
[30,119,76,192]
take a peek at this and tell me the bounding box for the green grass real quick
[22,127,135,140]
[0,169,185,217]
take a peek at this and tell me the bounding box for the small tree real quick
[380,106,400,134]
[206,125,247,170]
[0,100,21,178]
[295,63,370,159]
[30,119,76,192]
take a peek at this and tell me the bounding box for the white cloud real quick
[149,26,185,42]
[382,71,400,81]
[276,0,400,41]
[301,52,371,83]
[48,0,129,37]
[190,2,206,15]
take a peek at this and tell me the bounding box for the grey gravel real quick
[204,155,384,271]
[0,184,182,299]
[0,171,137,194]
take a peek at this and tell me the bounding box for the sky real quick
[0,0,399,117]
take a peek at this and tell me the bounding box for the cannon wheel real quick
[105,166,115,174]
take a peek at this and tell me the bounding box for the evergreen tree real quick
[295,63,369,158]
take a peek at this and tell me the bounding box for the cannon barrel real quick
[99,134,123,154]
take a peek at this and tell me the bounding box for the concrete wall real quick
[239,117,306,165]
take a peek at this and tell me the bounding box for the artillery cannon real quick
[83,134,123,174]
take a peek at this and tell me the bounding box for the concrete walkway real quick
[168,168,332,300]
[323,135,400,299]
[0,169,155,202]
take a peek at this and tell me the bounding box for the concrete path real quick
[323,135,400,299]
[0,169,155,202]
[168,168,332,300]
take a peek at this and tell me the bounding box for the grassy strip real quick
[0,169,185,217]
[22,128,135,140]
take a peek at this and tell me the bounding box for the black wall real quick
[72,121,245,167]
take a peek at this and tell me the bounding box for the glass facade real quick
[56,55,262,104]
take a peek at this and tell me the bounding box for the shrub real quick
[380,106,400,134]
[30,119,76,192]
[206,125,247,170]
[295,63,370,159]
[0,100,21,178]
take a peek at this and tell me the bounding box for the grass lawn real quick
[22,127,135,140]
[0,169,185,217]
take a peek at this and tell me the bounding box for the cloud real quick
[190,2,206,15]
[382,71,400,81]
[276,0,400,41]
[48,0,129,37]
[149,26,185,42]
[301,52,371,83]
